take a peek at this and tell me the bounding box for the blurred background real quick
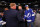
[0,0,40,12]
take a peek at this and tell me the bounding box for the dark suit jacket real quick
[18,9,24,18]
[18,9,25,27]
[4,9,24,27]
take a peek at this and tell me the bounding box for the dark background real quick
[0,0,40,12]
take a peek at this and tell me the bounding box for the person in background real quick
[34,9,40,27]
[0,12,6,27]
[18,5,24,19]
[24,5,35,27]
[18,5,25,27]
[33,10,36,17]
[0,8,4,12]
[39,9,40,14]
[4,8,9,11]
[3,7,9,21]
[0,12,2,27]
[0,12,4,27]
[4,3,24,27]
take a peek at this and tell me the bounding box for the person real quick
[33,10,36,18]
[18,5,25,27]
[0,12,6,27]
[24,5,35,27]
[39,9,40,14]
[3,8,9,21]
[18,5,24,19]
[4,3,24,27]
[34,10,40,27]
[0,12,2,27]
[0,8,4,12]
[4,8,9,11]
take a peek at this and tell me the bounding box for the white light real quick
[1,1,5,2]
[18,3,20,5]
[5,4,6,5]
[34,5,38,6]
[35,1,37,2]
[24,3,25,4]
[28,3,31,4]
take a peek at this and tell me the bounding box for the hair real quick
[5,7,8,8]
[10,3,16,7]
[18,5,22,7]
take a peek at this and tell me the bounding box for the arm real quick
[2,11,7,21]
[24,11,27,19]
[31,10,35,22]
[16,11,24,22]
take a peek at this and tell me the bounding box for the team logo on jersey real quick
[27,13,31,18]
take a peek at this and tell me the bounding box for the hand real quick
[23,18,25,21]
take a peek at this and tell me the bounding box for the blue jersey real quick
[24,8,35,22]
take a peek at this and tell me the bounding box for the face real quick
[5,8,8,11]
[11,5,16,9]
[18,6,22,10]
[26,6,29,10]
[1,13,3,16]
[33,10,36,12]
[0,13,3,16]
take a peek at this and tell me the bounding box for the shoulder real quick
[15,10,18,12]
[29,8,33,11]
[4,10,8,13]
[29,8,33,12]
[25,10,27,11]
[29,8,32,10]
[14,10,18,13]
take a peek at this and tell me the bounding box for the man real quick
[34,10,40,27]
[4,3,24,27]
[0,12,2,27]
[18,5,24,19]
[18,5,25,27]
[33,10,36,18]
[39,9,40,14]
[4,8,9,11]
[24,5,35,27]
[0,12,6,27]
[3,7,9,21]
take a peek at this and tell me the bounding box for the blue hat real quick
[25,5,28,7]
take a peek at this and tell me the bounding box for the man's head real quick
[39,9,40,11]
[10,3,16,9]
[18,5,22,10]
[4,8,8,11]
[25,5,29,10]
[0,12,3,16]
[33,10,36,12]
